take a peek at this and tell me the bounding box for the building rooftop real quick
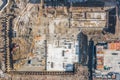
[104,50,120,73]
[96,41,120,73]
[47,40,79,71]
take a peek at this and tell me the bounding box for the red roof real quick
[108,42,120,50]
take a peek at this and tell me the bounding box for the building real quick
[47,38,79,71]
[94,41,120,79]
[71,11,107,29]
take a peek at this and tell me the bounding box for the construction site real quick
[0,0,120,80]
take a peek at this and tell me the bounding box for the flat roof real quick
[47,40,79,71]
[96,43,120,73]
[104,50,120,73]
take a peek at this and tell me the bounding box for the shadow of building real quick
[88,39,95,80]
[29,0,40,4]
[105,7,116,34]
[8,15,15,69]
[77,32,88,66]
